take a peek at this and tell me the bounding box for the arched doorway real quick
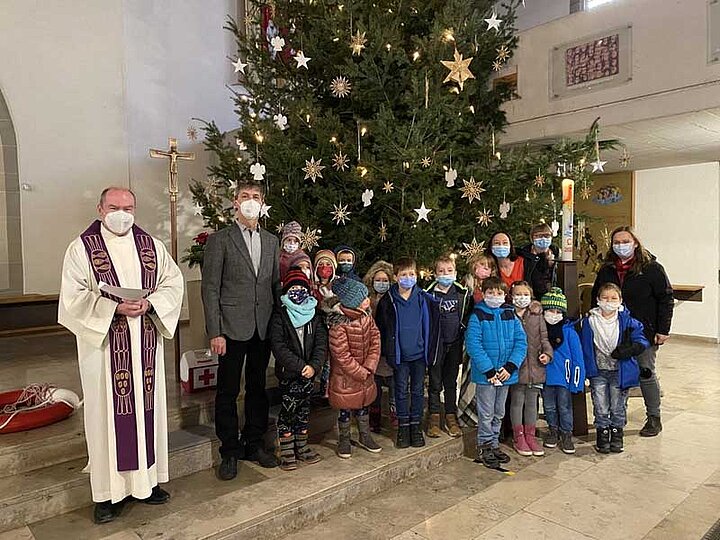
[0,89,22,295]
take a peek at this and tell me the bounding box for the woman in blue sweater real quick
[465,277,527,469]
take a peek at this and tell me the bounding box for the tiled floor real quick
[281,338,720,540]
[0,336,718,539]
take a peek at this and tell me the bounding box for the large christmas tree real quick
[186,0,615,272]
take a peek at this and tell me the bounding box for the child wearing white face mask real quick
[541,288,584,454]
[580,283,649,454]
[509,281,553,457]
[279,221,303,283]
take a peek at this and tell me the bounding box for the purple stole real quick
[80,220,158,472]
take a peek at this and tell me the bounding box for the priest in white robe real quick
[58,187,184,524]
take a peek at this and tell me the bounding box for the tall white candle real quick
[561,178,574,261]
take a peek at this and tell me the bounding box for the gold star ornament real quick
[331,203,351,225]
[300,227,322,251]
[476,208,494,227]
[420,156,432,168]
[332,151,349,171]
[330,76,352,98]
[459,177,486,204]
[379,221,387,242]
[383,181,395,193]
[496,45,510,61]
[350,30,367,56]
[302,156,326,182]
[441,48,475,91]
[460,237,485,261]
[580,184,592,200]
[534,174,545,188]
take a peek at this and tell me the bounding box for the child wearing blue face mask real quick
[375,257,441,450]
[334,245,363,282]
[516,223,558,300]
[425,255,473,439]
[269,268,327,471]
[465,277,527,469]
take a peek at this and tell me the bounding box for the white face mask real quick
[484,295,505,308]
[283,240,299,253]
[544,311,564,325]
[513,295,531,309]
[239,199,262,219]
[598,300,621,313]
[104,210,134,235]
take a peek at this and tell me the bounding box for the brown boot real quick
[445,413,463,438]
[427,413,442,438]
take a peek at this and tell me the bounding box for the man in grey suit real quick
[202,181,281,479]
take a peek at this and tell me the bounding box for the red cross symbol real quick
[198,368,216,386]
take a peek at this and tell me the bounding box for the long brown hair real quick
[603,226,652,273]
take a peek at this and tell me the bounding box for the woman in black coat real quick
[591,226,674,437]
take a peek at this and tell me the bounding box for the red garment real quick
[473,288,484,305]
[615,257,634,286]
[500,258,525,290]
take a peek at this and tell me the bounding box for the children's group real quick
[272,220,672,471]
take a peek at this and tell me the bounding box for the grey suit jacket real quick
[201,224,281,342]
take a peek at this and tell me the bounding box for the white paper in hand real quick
[99,281,150,301]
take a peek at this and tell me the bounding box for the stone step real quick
[26,431,465,540]
[0,424,218,533]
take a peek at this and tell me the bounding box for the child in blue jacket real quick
[580,282,649,454]
[541,288,585,455]
[465,277,527,469]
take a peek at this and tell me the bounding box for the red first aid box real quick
[180,349,219,393]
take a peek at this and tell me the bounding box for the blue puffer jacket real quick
[579,308,650,390]
[465,302,527,386]
[545,320,585,393]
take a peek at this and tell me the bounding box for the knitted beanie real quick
[286,249,312,270]
[283,268,312,294]
[314,249,337,269]
[541,287,568,313]
[281,221,302,244]
[332,277,368,309]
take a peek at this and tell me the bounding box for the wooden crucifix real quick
[149,137,195,378]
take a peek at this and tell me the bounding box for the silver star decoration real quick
[250,162,266,181]
[445,167,458,187]
[362,189,374,207]
[303,157,325,182]
[484,12,502,31]
[459,177,486,204]
[260,204,271,218]
[193,202,203,216]
[271,36,285,52]
[414,200,432,222]
[590,158,607,173]
[460,238,485,261]
[332,151,349,171]
[294,50,311,69]
[232,58,247,74]
[331,203,351,225]
[273,113,288,131]
[499,200,511,219]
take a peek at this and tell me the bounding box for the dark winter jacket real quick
[517,244,559,300]
[580,308,650,390]
[375,284,442,367]
[465,302,527,386]
[327,306,381,410]
[591,257,673,342]
[516,303,554,385]
[545,320,585,392]
[269,306,327,381]
[425,280,474,341]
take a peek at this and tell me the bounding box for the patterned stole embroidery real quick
[80,220,158,472]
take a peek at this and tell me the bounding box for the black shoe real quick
[396,425,411,449]
[544,427,559,448]
[596,427,611,454]
[93,501,119,524]
[476,445,499,469]
[639,415,662,437]
[410,424,425,448]
[218,456,238,480]
[493,447,511,464]
[245,446,279,468]
[140,485,171,505]
[610,427,624,453]
[560,431,576,454]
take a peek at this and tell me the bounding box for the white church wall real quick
[122,0,238,285]
[634,162,720,341]
[0,0,130,294]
